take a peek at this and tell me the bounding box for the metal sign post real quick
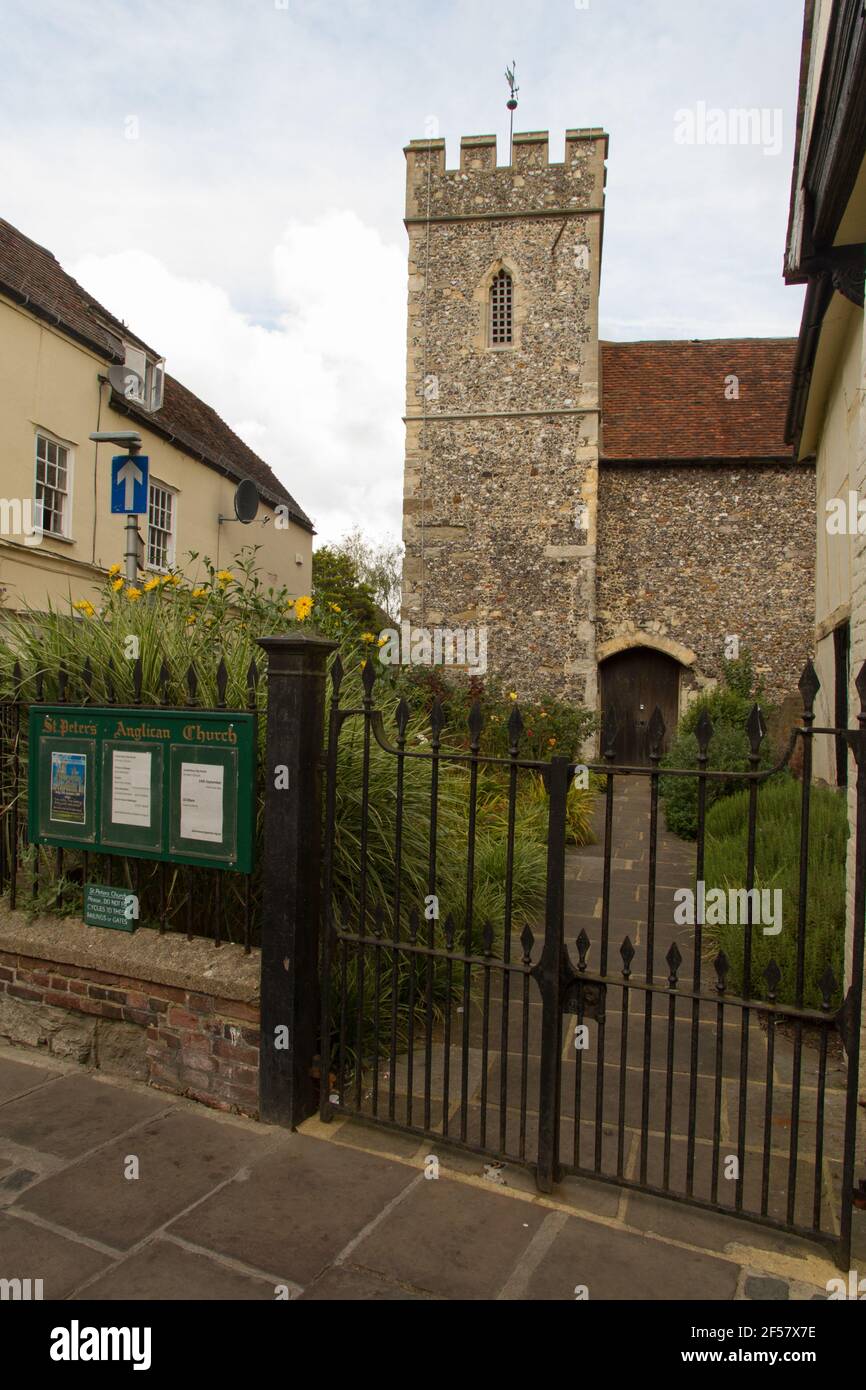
[123,513,138,583]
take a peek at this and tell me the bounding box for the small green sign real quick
[28,705,256,872]
[84,883,139,932]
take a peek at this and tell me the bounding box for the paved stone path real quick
[0,1046,857,1301]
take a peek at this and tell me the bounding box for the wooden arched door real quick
[599,648,681,765]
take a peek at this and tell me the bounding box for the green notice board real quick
[28,706,256,872]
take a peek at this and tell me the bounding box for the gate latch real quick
[562,977,606,1022]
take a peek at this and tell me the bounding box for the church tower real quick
[400,127,608,704]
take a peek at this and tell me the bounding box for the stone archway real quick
[596,633,698,671]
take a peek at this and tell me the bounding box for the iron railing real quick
[318,656,866,1269]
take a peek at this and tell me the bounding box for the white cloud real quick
[6,0,810,561]
[72,210,406,545]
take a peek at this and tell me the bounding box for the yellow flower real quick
[508,691,518,701]
[548,737,557,747]
[295,595,313,621]
[216,569,233,584]
[329,603,341,613]
[143,577,160,592]
[360,658,367,670]
[377,636,387,647]
[186,613,196,625]
[160,574,173,586]
[73,599,95,617]
[108,563,121,577]
[191,587,207,599]
[126,587,142,602]
[111,577,124,592]
[361,632,375,644]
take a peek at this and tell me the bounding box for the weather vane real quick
[505,60,519,163]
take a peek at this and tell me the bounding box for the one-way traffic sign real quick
[111,455,149,515]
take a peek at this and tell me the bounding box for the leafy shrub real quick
[660,652,777,839]
[702,780,847,1009]
[661,725,778,839]
[386,665,597,763]
[678,651,763,735]
[312,545,385,631]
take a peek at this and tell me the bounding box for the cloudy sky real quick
[1,0,806,545]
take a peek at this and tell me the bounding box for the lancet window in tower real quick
[489,269,513,345]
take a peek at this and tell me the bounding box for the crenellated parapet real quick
[404,129,607,223]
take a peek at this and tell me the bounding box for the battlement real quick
[404,129,608,221]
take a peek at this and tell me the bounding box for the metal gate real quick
[318,658,866,1268]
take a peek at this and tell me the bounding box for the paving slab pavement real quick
[0,1045,858,1303]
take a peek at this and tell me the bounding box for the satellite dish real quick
[108,363,144,403]
[233,479,259,524]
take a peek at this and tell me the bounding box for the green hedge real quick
[660,653,777,839]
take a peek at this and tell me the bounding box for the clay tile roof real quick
[0,216,312,530]
[115,377,313,529]
[600,339,797,461]
[0,217,153,361]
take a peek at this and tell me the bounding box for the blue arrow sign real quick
[110,455,149,515]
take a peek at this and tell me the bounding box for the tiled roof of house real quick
[0,217,313,529]
[0,218,153,361]
[114,376,313,528]
[600,338,798,461]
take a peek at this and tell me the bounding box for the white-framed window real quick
[489,268,514,346]
[34,431,72,537]
[147,479,176,570]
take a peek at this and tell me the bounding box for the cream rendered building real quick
[0,218,313,613]
[785,0,866,1061]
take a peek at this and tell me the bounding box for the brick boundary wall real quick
[0,911,261,1117]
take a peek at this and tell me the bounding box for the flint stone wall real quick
[597,461,816,704]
